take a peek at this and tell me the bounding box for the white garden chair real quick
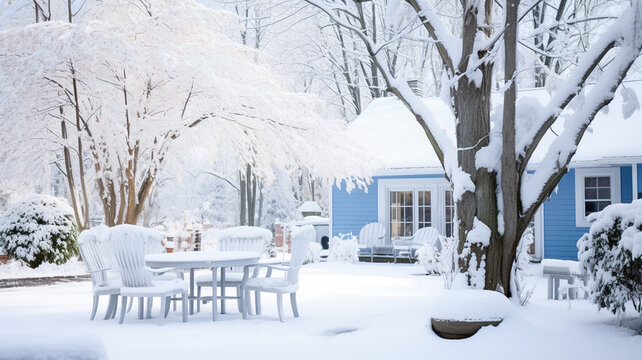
[243,225,315,322]
[358,222,386,262]
[195,226,271,313]
[109,224,189,324]
[393,226,441,263]
[78,225,121,320]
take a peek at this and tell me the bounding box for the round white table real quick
[145,251,260,321]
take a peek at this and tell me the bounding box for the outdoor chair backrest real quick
[358,222,386,247]
[109,224,164,288]
[285,225,315,284]
[78,232,110,287]
[413,227,442,251]
[217,226,271,272]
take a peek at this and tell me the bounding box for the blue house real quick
[330,81,642,261]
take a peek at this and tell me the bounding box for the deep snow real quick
[0,262,640,360]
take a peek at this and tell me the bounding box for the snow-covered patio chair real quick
[109,224,188,324]
[78,225,121,320]
[393,226,441,263]
[358,222,386,262]
[243,225,314,322]
[195,226,271,313]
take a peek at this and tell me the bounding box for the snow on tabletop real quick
[218,226,273,242]
[541,259,582,275]
[0,258,87,280]
[298,201,322,213]
[431,290,513,321]
[145,250,261,263]
[0,332,106,360]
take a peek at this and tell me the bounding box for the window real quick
[389,191,413,238]
[444,190,455,238]
[417,191,432,229]
[583,177,611,216]
[574,167,620,227]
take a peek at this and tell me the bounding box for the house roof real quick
[349,80,642,170]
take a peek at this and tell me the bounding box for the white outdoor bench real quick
[541,259,588,300]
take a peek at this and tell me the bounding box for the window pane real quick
[585,201,598,216]
[405,208,413,222]
[598,177,610,187]
[405,191,413,205]
[404,223,413,236]
[585,177,596,187]
[598,188,610,199]
[424,191,431,204]
[598,201,611,211]
[585,188,597,199]
[391,191,396,203]
[426,210,432,223]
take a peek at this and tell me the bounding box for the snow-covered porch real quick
[1,262,640,359]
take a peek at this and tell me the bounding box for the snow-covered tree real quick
[305,0,642,296]
[0,0,374,227]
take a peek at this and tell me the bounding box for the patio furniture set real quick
[356,222,442,263]
[78,223,315,324]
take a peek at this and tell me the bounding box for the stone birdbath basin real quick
[430,290,513,339]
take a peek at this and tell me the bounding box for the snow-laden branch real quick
[304,0,456,175]
[521,0,642,214]
[515,1,641,174]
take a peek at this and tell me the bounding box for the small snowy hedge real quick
[577,199,642,316]
[328,234,359,263]
[0,195,79,268]
[305,242,322,264]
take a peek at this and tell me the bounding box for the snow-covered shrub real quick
[0,195,79,268]
[328,233,359,263]
[304,242,322,264]
[439,236,459,290]
[265,241,278,258]
[416,242,440,274]
[511,227,535,305]
[578,200,642,318]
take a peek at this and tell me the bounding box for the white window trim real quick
[377,178,449,242]
[574,167,620,227]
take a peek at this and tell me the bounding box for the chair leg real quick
[119,296,128,324]
[243,288,252,318]
[127,297,133,313]
[111,295,118,319]
[196,286,201,313]
[103,295,113,320]
[165,296,171,318]
[138,297,144,319]
[290,293,299,318]
[182,291,188,323]
[146,297,153,319]
[236,286,242,313]
[159,296,166,325]
[90,295,99,321]
[277,293,284,323]
[255,291,262,315]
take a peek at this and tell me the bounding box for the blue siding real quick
[543,166,635,260]
[621,166,633,203]
[332,180,378,237]
[638,164,642,199]
[332,174,445,237]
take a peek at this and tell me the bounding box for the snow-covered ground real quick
[0,262,640,360]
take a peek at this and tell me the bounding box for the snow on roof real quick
[298,201,322,213]
[350,80,642,170]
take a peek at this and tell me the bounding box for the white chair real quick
[243,225,314,322]
[358,222,386,262]
[109,224,189,325]
[393,226,441,263]
[78,225,120,320]
[195,226,271,313]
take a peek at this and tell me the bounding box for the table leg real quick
[221,267,226,314]
[211,266,218,321]
[189,268,195,315]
